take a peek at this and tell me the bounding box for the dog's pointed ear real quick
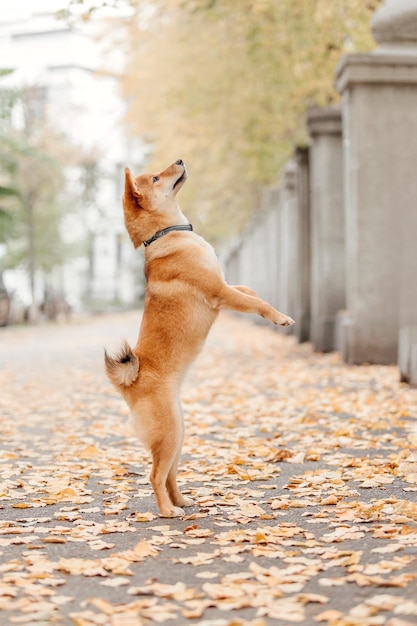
[123,168,144,248]
[123,167,143,209]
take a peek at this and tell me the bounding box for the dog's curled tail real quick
[104,341,139,388]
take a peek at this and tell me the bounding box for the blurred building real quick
[0,2,144,313]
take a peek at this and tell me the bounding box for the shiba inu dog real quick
[105,159,294,517]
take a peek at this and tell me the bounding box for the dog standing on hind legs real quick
[105,159,295,517]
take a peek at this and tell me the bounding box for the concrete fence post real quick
[278,160,298,334]
[335,0,417,365]
[294,147,311,343]
[224,244,240,287]
[306,106,345,353]
[223,188,282,321]
[263,188,281,311]
[369,0,417,383]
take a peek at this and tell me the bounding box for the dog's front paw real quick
[273,314,295,326]
[280,315,295,326]
[160,505,185,518]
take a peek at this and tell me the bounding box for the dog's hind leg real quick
[165,401,194,508]
[166,452,194,508]
[149,401,191,517]
[150,441,184,517]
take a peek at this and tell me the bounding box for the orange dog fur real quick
[105,159,294,517]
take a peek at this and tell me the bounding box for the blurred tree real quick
[0,70,21,326]
[72,156,107,302]
[0,70,19,244]
[0,83,78,318]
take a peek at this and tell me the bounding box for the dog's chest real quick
[144,237,223,287]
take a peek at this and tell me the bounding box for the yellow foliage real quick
[121,0,379,241]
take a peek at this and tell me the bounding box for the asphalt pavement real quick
[0,310,416,626]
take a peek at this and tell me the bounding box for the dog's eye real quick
[152,176,159,183]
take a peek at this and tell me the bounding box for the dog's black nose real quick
[175,159,183,166]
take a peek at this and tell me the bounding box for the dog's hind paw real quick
[175,495,194,507]
[160,505,185,518]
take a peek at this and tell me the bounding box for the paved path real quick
[0,311,416,626]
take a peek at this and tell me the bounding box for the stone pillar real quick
[263,187,281,311]
[237,227,257,297]
[306,106,345,352]
[335,0,417,365]
[223,188,282,321]
[369,0,417,383]
[247,210,270,302]
[294,147,311,343]
[278,160,298,334]
[224,244,240,287]
[397,145,417,383]
[375,0,417,382]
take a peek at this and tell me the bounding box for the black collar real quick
[143,224,193,247]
